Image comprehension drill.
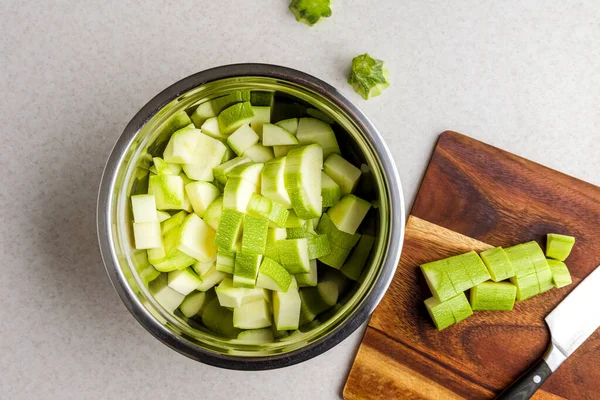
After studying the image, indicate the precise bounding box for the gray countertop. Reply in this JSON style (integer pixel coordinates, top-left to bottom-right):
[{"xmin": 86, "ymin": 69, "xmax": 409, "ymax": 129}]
[{"xmin": 1, "ymin": 1, "xmax": 599, "ymax": 399}]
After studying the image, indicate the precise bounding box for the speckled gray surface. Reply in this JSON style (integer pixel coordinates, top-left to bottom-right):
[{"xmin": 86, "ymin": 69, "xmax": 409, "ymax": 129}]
[{"xmin": 1, "ymin": 1, "xmax": 599, "ymax": 399}]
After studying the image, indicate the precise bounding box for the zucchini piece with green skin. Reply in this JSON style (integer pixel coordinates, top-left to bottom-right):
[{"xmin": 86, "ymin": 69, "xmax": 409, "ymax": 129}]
[
  {"xmin": 247, "ymin": 193, "xmax": 289, "ymax": 228},
  {"xmin": 213, "ymin": 156, "xmax": 252, "ymax": 185},
  {"xmin": 149, "ymin": 174, "xmax": 185, "ymax": 210},
  {"xmin": 243, "ymin": 144, "xmax": 275, "ymax": 162},
  {"xmin": 446, "ymin": 292, "xmax": 473, "ymax": 323},
  {"xmin": 287, "ymin": 227, "xmax": 307, "ymax": 239},
  {"xmin": 272, "ymin": 145, "xmax": 297, "ymax": 159},
  {"xmin": 318, "ymin": 242, "xmax": 350, "ymax": 269},
  {"xmin": 181, "ymin": 132, "xmax": 227, "ymax": 181},
  {"xmin": 264, "ymin": 228, "xmax": 286, "ymax": 263},
  {"xmin": 221, "ymin": 144, "xmax": 236, "ymax": 163},
  {"xmin": 204, "ymin": 196, "xmax": 223, "ymax": 231},
  {"xmin": 298, "ymin": 284, "xmax": 334, "ymax": 325},
  {"xmin": 191, "ymin": 101, "xmax": 216, "ymax": 128},
  {"xmin": 275, "ymin": 118, "xmax": 298, "ymax": 135},
  {"xmin": 152, "ymin": 157, "xmax": 174, "ymax": 175},
  {"xmin": 457, "ymin": 251, "xmax": 491, "ymax": 288},
  {"xmin": 235, "ymin": 328, "xmax": 275, "ymax": 344},
  {"xmin": 184, "ymin": 182, "xmax": 220, "ymax": 218},
  {"xmin": 341, "ymin": 234, "xmax": 375, "ymax": 281},
  {"xmin": 521, "ymin": 241, "xmax": 554, "ymax": 293},
  {"xmin": 420, "ymin": 260, "xmax": 458, "ymax": 302},
  {"xmin": 546, "ymin": 233, "xmax": 576, "ymax": 261},
  {"xmin": 133, "ymin": 221, "xmax": 162, "ymax": 250},
  {"xmin": 167, "ymin": 267, "xmax": 203, "ymax": 295},
  {"xmin": 150, "ymin": 274, "xmax": 185, "ymax": 313},
  {"xmin": 262, "ymin": 157, "xmax": 292, "ymax": 209},
  {"xmin": 323, "ymin": 154, "xmax": 362, "ymax": 195},
  {"xmin": 215, "ymin": 247, "xmax": 235, "ymax": 274},
  {"xmin": 131, "ymin": 250, "xmax": 161, "ymax": 286},
  {"xmin": 192, "ymin": 258, "xmax": 215, "ymax": 277},
  {"xmin": 285, "ymin": 210, "xmax": 306, "ymax": 228},
  {"xmin": 211, "ymin": 91, "xmax": 251, "ymax": 114},
  {"xmin": 348, "ymin": 53, "xmax": 390, "ymax": 100},
  {"xmin": 196, "ymin": 263, "xmax": 227, "ymax": 292},
  {"xmin": 233, "ymin": 299, "xmax": 272, "ymax": 329},
  {"xmin": 131, "ymin": 194, "xmax": 159, "ymax": 223},
  {"xmin": 179, "ymin": 290, "xmax": 216, "ymax": 318},
  {"xmin": 278, "ymin": 238, "xmax": 311, "ymax": 274},
  {"xmin": 317, "ymin": 269, "xmax": 346, "ymax": 306},
  {"xmin": 241, "ymin": 215, "xmax": 270, "ymax": 255},
  {"xmin": 214, "ymin": 208, "xmax": 244, "ymax": 251},
  {"xmin": 296, "ymin": 259, "xmax": 318, "ymax": 287},
  {"xmin": 149, "ymin": 162, "xmax": 182, "ymax": 176},
  {"xmin": 227, "ymin": 162, "xmax": 264, "ymax": 185},
  {"xmin": 262, "ymin": 123, "xmax": 299, "ymax": 146},
  {"xmin": 218, "ymin": 101, "xmax": 255, "ymax": 135},
  {"xmin": 548, "ymin": 259, "xmax": 572, "ymax": 288},
  {"xmin": 316, "ymin": 213, "xmax": 361, "ymax": 250},
  {"xmin": 160, "ymin": 210, "xmax": 187, "ymax": 235},
  {"xmin": 273, "ymin": 278, "xmax": 301, "ymax": 330},
  {"xmin": 327, "ymin": 194, "xmax": 371, "ymax": 235},
  {"xmin": 307, "ymin": 234, "xmax": 331, "ymax": 260},
  {"xmin": 440, "ymin": 257, "xmax": 472, "ymax": 294},
  {"xmin": 289, "ymin": 0, "xmax": 332, "ymax": 27},
  {"xmin": 250, "ymin": 105, "xmax": 271, "ymax": 138},
  {"xmin": 177, "ymin": 214, "xmax": 217, "ymax": 263},
  {"xmin": 256, "ymin": 257, "xmax": 293, "ymax": 292},
  {"xmin": 156, "ymin": 210, "xmax": 171, "ymax": 222},
  {"xmin": 215, "ymin": 277, "xmax": 265, "ymax": 308},
  {"xmin": 424, "ymin": 296, "xmax": 455, "ymax": 331},
  {"xmin": 201, "ymin": 298, "xmax": 242, "ymax": 338},
  {"xmin": 296, "ymin": 118, "xmax": 340, "ymax": 158},
  {"xmin": 480, "ymin": 247, "xmax": 516, "ymax": 282},
  {"xmin": 223, "ymin": 177, "xmax": 259, "ymax": 213},
  {"xmin": 470, "ymin": 281, "xmax": 517, "ymax": 311},
  {"xmin": 163, "ymin": 127, "xmax": 201, "ymax": 164},
  {"xmin": 227, "ymin": 124, "xmax": 259, "ymax": 156},
  {"xmin": 284, "ymin": 144, "xmax": 323, "ymax": 219},
  {"xmin": 147, "ymin": 225, "xmax": 196, "ymax": 272},
  {"xmin": 505, "ymin": 243, "xmax": 540, "ymax": 301},
  {"xmin": 321, "ymin": 172, "xmax": 341, "ymax": 207},
  {"xmin": 250, "ymin": 91, "xmax": 274, "ymax": 107},
  {"xmin": 510, "ymin": 273, "xmax": 540, "ymax": 301},
  {"xmin": 233, "ymin": 252, "xmax": 263, "ymax": 288},
  {"xmin": 199, "ymin": 117, "xmax": 227, "ymax": 140}
]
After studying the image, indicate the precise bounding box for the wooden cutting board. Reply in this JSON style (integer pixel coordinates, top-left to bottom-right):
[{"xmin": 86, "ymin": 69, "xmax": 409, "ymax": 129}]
[{"xmin": 344, "ymin": 131, "xmax": 600, "ymax": 400}]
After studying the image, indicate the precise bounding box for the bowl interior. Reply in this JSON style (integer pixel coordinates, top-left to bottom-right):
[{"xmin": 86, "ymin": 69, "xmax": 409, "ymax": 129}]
[{"xmin": 103, "ymin": 72, "xmax": 399, "ymax": 367}]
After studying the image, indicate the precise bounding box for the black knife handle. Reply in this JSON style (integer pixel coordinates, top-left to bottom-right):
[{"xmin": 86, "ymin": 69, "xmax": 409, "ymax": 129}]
[{"xmin": 496, "ymin": 358, "xmax": 553, "ymax": 400}]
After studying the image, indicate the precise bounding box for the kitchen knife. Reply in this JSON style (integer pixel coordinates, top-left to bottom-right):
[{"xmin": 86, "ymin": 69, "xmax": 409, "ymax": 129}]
[{"xmin": 497, "ymin": 264, "xmax": 600, "ymax": 400}]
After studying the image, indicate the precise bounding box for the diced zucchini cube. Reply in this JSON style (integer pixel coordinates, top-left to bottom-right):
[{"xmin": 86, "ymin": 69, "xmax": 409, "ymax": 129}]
[
  {"xmin": 227, "ymin": 124, "xmax": 259, "ymax": 156},
  {"xmin": 470, "ymin": 281, "xmax": 517, "ymax": 311},
  {"xmin": 278, "ymin": 238, "xmax": 311, "ymax": 274},
  {"xmin": 131, "ymin": 194, "xmax": 159, "ymax": 223},
  {"xmin": 218, "ymin": 101, "xmax": 255, "ymax": 135},
  {"xmin": 546, "ymin": 233, "xmax": 576, "ymax": 261},
  {"xmin": 547, "ymin": 259, "xmax": 572, "ymax": 288},
  {"xmin": 327, "ymin": 194, "xmax": 371, "ymax": 235},
  {"xmin": 323, "ymin": 154, "xmax": 361, "ymax": 195},
  {"xmin": 480, "ymin": 247, "xmax": 515, "ymax": 282},
  {"xmin": 133, "ymin": 221, "xmax": 162, "ymax": 249},
  {"xmin": 168, "ymin": 267, "xmax": 203, "ymax": 295}
]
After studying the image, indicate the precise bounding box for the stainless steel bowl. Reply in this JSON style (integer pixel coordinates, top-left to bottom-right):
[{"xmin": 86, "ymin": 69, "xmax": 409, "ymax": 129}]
[{"xmin": 97, "ymin": 64, "xmax": 405, "ymax": 370}]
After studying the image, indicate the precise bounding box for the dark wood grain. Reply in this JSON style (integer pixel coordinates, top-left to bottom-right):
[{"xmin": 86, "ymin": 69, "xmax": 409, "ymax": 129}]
[{"xmin": 344, "ymin": 132, "xmax": 600, "ymax": 400}]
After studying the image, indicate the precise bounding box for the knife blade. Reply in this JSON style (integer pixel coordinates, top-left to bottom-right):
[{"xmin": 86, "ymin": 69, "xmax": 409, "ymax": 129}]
[
  {"xmin": 497, "ymin": 264, "xmax": 600, "ymax": 400},
  {"xmin": 545, "ymin": 264, "xmax": 600, "ymax": 365}
]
